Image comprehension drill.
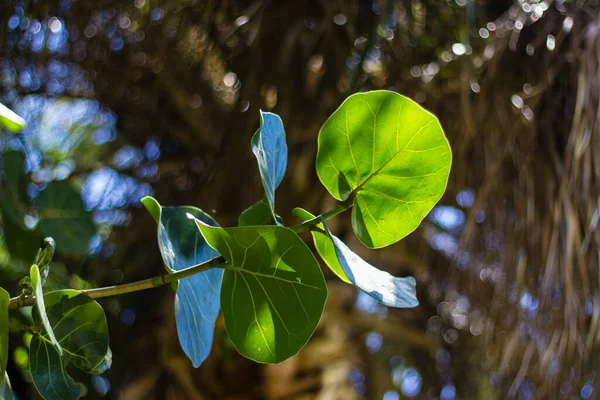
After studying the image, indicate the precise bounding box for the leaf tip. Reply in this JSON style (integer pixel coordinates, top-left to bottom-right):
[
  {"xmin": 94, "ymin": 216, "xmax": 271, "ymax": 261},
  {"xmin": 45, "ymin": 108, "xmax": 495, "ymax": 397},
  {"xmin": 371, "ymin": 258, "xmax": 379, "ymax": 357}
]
[{"xmin": 141, "ymin": 196, "xmax": 161, "ymax": 223}]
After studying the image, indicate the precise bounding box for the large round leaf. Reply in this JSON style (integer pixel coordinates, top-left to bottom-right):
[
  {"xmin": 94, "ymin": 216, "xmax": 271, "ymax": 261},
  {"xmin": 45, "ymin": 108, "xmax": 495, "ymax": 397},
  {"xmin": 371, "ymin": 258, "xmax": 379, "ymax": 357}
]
[
  {"xmin": 316, "ymin": 91, "xmax": 451, "ymax": 248},
  {"xmin": 33, "ymin": 290, "xmax": 110, "ymax": 374},
  {"xmin": 194, "ymin": 221, "xmax": 327, "ymax": 364}
]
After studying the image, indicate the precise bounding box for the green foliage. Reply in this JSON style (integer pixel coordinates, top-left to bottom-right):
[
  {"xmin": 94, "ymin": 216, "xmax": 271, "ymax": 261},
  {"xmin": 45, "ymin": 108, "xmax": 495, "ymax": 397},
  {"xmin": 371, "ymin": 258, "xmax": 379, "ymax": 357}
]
[
  {"xmin": 0, "ymin": 90, "xmax": 451, "ymax": 399},
  {"xmin": 142, "ymin": 197, "xmax": 222, "ymax": 368},
  {"xmin": 294, "ymin": 208, "xmax": 417, "ymax": 307},
  {"xmin": 292, "ymin": 207, "xmax": 350, "ymax": 283},
  {"xmin": 316, "ymin": 91, "xmax": 451, "ymax": 248},
  {"xmin": 30, "ymin": 265, "xmax": 62, "ymax": 355},
  {"xmin": 251, "ymin": 111, "xmax": 287, "ymax": 219},
  {"xmin": 34, "ymin": 290, "xmax": 110, "ymax": 374},
  {"xmin": 30, "ymin": 290, "xmax": 110, "ymax": 400},
  {"xmin": 29, "ymin": 334, "xmax": 81, "ymax": 400},
  {"xmin": 195, "ymin": 221, "xmax": 327, "ymax": 363},
  {"xmin": 239, "ymin": 198, "xmax": 278, "ymax": 226}
]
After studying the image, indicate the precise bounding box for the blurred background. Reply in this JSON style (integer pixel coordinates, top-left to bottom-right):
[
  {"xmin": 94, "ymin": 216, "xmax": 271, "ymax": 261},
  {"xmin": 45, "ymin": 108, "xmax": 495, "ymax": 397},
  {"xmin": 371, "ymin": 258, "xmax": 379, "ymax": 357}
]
[{"xmin": 1, "ymin": 0, "xmax": 599, "ymax": 399}]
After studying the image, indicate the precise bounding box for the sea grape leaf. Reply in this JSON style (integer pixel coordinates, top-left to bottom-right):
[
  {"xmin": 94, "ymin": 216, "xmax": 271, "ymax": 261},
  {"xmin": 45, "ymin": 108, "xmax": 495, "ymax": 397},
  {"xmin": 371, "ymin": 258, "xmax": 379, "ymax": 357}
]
[
  {"xmin": 0, "ymin": 103, "xmax": 26, "ymax": 133},
  {"xmin": 89, "ymin": 348, "xmax": 112, "ymax": 375},
  {"xmin": 194, "ymin": 220, "xmax": 327, "ymax": 364},
  {"xmin": 0, "ymin": 288, "xmax": 8, "ymax": 380},
  {"xmin": 239, "ymin": 198, "xmax": 276, "ymax": 226},
  {"xmin": 294, "ymin": 208, "xmax": 418, "ymax": 307},
  {"xmin": 1, "ymin": 372, "xmax": 13, "ymax": 400},
  {"xmin": 33, "ymin": 290, "xmax": 110, "ymax": 374},
  {"xmin": 292, "ymin": 208, "xmax": 350, "ymax": 283},
  {"xmin": 37, "ymin": 181, "xmax": 96, "ymax": 255},
  {"xmin": 30, "ymin": 334, "xmax": 80, "ymax": 400},
  {"xmin": 140, "ymin": 196, "xmax": 160, "ymax": 223},
  {"xmin": 142, "ymin": 196, "xmax": 222, "ymax": 368},
  {"xmin": 30, "ymin": 265, "xmax": 62, "ymax": 356},
  {"xmin": 316, "ymin": 91, "xmax": 451, "ymax": 248},
  {"xmin": 239, "ymin": 198, "xmax": 283, "ymax": 226},
  {"xmin": 251, "ymin": 111, "xmax": 288, "ymax": 218}
]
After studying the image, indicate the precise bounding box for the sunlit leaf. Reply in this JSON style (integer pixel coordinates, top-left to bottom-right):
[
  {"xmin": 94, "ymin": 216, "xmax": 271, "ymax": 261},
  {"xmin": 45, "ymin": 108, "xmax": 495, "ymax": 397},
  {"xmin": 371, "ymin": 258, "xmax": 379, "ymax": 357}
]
[
  {"xmin": 251, "ymin": 111, "xmax": 287, "ymax": 218},
  {"xmin": 1, "ymin": 372, "xmax": 13, "ymax": 400},
  {"xmin": 0, "ymin": 288, "xmax": 8, "ymax": 380},
  {"xmin": 316, "ymin": 91, "xmax": 451, "ymax": 248},
  {"xmin": 239, "ymin": 198, "xmax": 283, "ymax": 226},
  {"xmin": 0, "ymin": 103, "xmax": 26, "ymax": 133},
  {"xmin": 34, "ymin": 290, "xmax": 110, "ymax": 374},
  {"xmin": 142, "ymin": 196, "xmax": 223, "ymax": 368},
  {"xmin": 30, "ymin": 265, "xmax": 62, "ymax": 356},
  {"xmin": 140, "ymin": 196, "xmax": 160, "ymax": 223},
  {"xmin": 294, "ymin": 208, "xmax": 417, "ymax": 307},
  {"xmin": 292, "ymin": 208, "xmax": 350, "ymax": 283},
  {"xmin": 30, "ymin": 334, "xmax": 80, "ymax": 400},
  {"xmin": 37, "ymin": 181, "xmax": 96, "ymax": 255},
  {"xmin": 194, "ymin": 220, "xmax": 327, "ymax": 364}
]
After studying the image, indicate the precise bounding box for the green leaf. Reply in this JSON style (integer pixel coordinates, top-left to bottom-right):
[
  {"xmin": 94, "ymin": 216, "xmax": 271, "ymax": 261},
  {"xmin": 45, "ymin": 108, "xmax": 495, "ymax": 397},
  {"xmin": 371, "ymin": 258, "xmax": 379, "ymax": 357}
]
[
  {"xmin": 144, "ymin": 196, "xmax": 223, "ymax": 368},
  {"xmin": 316, "ymin": 91, "xmax": 451, "ymax": 248},
  {"xmin": 0, "ymin": 288, "xmax": 8, "ymax": 380},
  {"xmin": 30, "ymin": 334, "xmax": 80, "ymax": 400},
  {"xmin": 1, "ymin": 372, "xmax": 13, "ymax": 400},
  {"xmin": 34, "ymin": 290, "xmax": 110, "ymax": 374},
  {"xmin": 239, "ymin": 198, "xmax": 284, "ymax": 227},
  {"xmin": 194, "ymin": 220, "xmax": 327, "ymax": 364},
  {"xmin": 0, "ymin": 103, "xmax": 26, "ymax": 133},
  {"xmin": 292, "ymin": 208, "xmax": 350, "ymax": 283},
  {"xmin": 89, "ymin": 348, "xmax": 112, "ymax": 375},
  {"xmin": 239, "ymin": 198, "xmax": 275, "ymax": 226},
  {"xmin": 37, "ymin": 181, "xmax": 96, "ymax": 255},
  {"xmin": 251, "ymin": 111, "xmax": 288, "ymax": 218},
  {"xmin": 141, "ymin": 196, "xmax": 160, "ymax": 223},
  {"xmin": 30, "ymin": 265, "xmax": 62, "ymax": 356},
  {"xmin": 294, "ymin": 208, "xmax": 418, "ymax": 307}
]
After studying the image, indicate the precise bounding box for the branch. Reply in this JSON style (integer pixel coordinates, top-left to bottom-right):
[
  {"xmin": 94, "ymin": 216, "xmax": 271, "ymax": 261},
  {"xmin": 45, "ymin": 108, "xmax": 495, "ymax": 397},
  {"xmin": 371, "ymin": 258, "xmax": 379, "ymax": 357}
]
[{"xmin": 8, "ymin": 200, "xmax": 353, "ymax": 310}]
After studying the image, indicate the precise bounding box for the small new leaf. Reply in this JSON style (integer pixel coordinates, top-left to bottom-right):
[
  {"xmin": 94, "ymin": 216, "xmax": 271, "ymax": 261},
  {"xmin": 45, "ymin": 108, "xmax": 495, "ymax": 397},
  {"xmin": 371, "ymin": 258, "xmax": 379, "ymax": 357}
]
[
  {"xmin": 30, "ymin": 265, "xmax": 62, "ymax": 356},
  {"xmin": 294, "ymin": 207, "xmax": 418, "ymax": 308},
  {"xmin": 251, "ymin": 111, "xmax": 288, "ymax": 219}
]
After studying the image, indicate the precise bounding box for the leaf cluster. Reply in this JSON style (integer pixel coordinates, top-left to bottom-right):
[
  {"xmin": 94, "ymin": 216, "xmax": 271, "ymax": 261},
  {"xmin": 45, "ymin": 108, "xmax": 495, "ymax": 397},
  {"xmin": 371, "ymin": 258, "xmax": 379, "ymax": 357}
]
[{"xmin": 0, "ymin": 91, "xmax": 451, "ymax": 399}]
